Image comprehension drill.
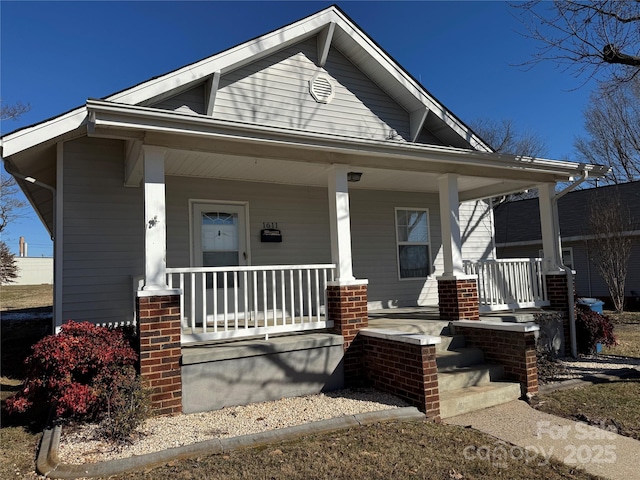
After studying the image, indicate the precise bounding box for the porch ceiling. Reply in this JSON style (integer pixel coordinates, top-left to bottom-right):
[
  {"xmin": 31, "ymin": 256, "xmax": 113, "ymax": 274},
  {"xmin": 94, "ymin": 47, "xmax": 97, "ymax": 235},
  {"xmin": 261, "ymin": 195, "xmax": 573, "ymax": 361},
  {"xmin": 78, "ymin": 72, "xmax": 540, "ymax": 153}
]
[
  {"xmin": 164, "ymin": 148, "xmax": 533, "ymax": 199},
  {"xmin": 85, "ymin": 99, "xmax": 609, "ymax": 201}
]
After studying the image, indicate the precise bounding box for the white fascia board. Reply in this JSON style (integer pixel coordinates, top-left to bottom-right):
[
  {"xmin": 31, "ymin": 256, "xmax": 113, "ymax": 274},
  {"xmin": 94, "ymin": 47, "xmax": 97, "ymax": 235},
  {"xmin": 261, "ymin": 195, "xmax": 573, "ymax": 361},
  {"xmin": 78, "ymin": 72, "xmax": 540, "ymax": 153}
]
[
  {"xmin": 86, "ymin": 100, "xmax": 603, "ymax": 180},
  {"xmin": 1, "ymin": 108, "xmax": 87, "ymax": 158},
  {"xmin": 106, "ymin": 10, "xmax": 337, "ymax": 106},
  {"xmin": 459, "ymin": 181, "xmax": 537, "ymax": 202}
]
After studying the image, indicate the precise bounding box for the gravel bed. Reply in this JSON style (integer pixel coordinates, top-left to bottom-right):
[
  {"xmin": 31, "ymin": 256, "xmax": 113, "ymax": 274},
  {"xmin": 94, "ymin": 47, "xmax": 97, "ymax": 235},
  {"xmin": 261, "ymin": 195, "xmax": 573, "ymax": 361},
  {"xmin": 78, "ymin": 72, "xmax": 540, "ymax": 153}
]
[
  {"xmin": 541, "ymin": 354, "xmax": 640, "ymax": 384},
  {"xmin": 58, "ymin": 388, "xmax": 408, "ymax": 465}
]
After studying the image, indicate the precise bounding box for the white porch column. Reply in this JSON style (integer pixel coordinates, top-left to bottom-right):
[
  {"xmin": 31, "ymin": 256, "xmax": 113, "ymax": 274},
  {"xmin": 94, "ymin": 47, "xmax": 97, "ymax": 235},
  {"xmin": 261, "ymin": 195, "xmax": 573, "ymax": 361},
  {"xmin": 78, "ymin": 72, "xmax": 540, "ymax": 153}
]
[
  {"xmin": 438, "ymin": 173, "xmax": 464, "ymax": 277},
  {"xmin": 538, "ymin": 183, "xmax": 561, "ymax": 272},
  {"xmin": 327, "ymin": 165, "xmax": 355, "ymax": 282},
  {"xmin": 142, "ymin": 145, "xmax": 169, "ymax": 290}
]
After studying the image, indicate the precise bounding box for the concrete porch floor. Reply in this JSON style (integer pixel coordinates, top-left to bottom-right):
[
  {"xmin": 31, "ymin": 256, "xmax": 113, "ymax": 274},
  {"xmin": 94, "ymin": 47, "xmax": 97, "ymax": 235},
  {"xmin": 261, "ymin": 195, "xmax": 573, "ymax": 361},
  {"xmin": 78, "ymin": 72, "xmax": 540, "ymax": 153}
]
[{"xmin": 367, "ymin": 306, "xmax": 543, "ymax": 336}]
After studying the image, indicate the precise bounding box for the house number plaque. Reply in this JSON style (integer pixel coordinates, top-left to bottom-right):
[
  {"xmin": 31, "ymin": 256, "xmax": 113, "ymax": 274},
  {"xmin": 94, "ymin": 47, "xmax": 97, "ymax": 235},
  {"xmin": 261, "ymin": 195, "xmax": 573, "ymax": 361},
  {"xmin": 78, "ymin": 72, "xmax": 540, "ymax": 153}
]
[{"xmin": 261, "ymin": 222, "xmax": 282, "ymax": 242}]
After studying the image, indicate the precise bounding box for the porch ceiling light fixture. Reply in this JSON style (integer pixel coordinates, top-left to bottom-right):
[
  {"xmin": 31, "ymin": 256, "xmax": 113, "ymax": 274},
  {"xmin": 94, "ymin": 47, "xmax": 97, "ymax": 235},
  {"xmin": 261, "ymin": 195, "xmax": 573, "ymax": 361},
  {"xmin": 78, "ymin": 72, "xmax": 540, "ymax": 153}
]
[{"xmin": 347, "ymin": 172, "xmax": 363, "ymax": 182}]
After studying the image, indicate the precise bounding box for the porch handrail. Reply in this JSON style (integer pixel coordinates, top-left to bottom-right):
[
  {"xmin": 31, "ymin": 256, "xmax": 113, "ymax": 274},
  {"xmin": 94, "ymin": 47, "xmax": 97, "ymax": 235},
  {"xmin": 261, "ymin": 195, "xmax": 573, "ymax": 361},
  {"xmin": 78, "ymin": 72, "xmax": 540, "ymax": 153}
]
[
  {"xmin": 164, "ymin": 264, "xmax": 336, "ymax": 344},
  {"xmin": 463, "ymin": 258, "xmax": 550, "ymax": 312}
]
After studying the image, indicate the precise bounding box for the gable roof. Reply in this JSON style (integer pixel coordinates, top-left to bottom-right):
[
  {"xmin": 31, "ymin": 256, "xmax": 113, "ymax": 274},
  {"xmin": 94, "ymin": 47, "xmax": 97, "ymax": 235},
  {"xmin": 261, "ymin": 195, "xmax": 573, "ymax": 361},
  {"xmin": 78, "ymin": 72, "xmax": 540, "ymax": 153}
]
[
  {"xmin": 0, "ymin": 5, "xmax": 491, "ymax": 158},
  {"xmin": 495, "ymin": 181, "xmax": 640, "ymax": 246}
]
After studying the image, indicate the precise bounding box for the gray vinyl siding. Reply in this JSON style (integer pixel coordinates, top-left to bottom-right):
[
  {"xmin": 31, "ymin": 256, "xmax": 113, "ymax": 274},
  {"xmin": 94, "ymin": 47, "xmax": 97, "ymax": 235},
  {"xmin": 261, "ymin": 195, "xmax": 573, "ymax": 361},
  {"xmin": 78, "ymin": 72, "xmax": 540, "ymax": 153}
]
[
  {"xmin": 151, "ymin": 84, "xmax": 206, "ymax": 115},
  {"xmin": 350, "ymin": 190, "xmax": 442, "ymax": 307},
  {"xmin": 59, "ymin": 148, "xmax": 497, "ymax": 322},
  {"xmin": 214, "ymin": 38, "xmax": 411, "ymax": 141},
  {"xmin": 62, "ymin": 137, "xmax": 144, "ymax": 325},
  {"xmin": 460, "ymin": 201, "xmax": 495, "ymax": 262},
  {"xmin": 165, "ymin": 176, "xmax": 331, "ymax": 268},
  {"xmin": 166, "ymin": 181, "xmax": 494, "ymax": 309}
]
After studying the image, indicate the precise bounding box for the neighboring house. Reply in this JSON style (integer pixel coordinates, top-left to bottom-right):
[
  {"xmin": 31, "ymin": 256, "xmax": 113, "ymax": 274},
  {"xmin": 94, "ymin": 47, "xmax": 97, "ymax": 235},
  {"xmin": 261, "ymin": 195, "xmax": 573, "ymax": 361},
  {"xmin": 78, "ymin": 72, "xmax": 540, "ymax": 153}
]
[
  {"xmin": 495, "ymin": 181, "xmax": 640, "ymax": 309},
  {"xmin": 1, "ymin": 6, "xmax": 607, "ymax": 417},
  {"xmin": 12, "ymin": 257, "xmax": 54, "ymax": 285}
]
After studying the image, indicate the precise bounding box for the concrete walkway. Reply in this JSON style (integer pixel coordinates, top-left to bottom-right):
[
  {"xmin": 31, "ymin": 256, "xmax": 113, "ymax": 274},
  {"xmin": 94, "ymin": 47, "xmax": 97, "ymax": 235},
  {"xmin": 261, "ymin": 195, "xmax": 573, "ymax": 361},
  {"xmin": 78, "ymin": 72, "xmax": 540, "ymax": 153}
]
[{"xmin": 446, "ymin": 399, "xmax": 640, "ymax": 480}]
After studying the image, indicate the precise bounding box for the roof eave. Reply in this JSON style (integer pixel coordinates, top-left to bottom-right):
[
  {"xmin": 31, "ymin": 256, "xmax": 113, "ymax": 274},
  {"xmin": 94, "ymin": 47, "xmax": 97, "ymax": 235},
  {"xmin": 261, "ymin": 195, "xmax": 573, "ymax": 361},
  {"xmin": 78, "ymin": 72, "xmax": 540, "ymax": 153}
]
[{"xmin": 86, "ymin": 99, "xmax": 602, "ymax": 181}]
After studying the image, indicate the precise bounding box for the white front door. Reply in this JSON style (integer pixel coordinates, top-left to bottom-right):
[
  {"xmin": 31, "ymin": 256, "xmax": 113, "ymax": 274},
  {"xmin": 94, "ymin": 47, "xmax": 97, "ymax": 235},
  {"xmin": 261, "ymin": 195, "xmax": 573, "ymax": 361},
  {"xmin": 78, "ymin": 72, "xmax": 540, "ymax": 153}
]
[
  {"xmin": 192, "ymin": 202, "xmax": 249, "ymax": 323},
  {"xmin": 193, "ymin": 203, "xmax": 248, "ymax": 268}
]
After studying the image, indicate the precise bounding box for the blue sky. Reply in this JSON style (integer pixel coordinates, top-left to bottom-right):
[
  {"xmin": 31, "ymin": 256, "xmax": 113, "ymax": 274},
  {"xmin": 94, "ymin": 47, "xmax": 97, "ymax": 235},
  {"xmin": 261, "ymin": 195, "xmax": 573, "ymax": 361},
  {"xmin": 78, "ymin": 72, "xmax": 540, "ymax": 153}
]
[{"xmin": 1, "ymin": 1, "xmax": 596, "ymax": 257}]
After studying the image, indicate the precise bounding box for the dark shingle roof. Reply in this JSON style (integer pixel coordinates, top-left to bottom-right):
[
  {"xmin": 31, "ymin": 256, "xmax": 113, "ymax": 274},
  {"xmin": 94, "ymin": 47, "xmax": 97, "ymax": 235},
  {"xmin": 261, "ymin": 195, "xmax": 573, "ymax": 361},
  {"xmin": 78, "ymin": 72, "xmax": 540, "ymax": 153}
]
[{"xmin": 494, "ymin": 181, "xmax": 640, "ymax": 245}]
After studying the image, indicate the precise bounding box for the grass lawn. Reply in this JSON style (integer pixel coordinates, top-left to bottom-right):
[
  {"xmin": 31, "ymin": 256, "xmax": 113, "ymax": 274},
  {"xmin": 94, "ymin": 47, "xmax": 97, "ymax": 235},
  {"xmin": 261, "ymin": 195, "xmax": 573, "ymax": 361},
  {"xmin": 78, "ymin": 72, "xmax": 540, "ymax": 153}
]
[
  {"xmin": 0, "ymin": 284, "xmax": 53, "ymax": 310},
  {"xmin": 536, "ymin": 310, "xmax": 640, "ymax": 443},
  {"xmin": 603, "ymin": 311, "xmax": 640, "ymax": 358},
  {"xmin": 535, "ymin": 379, "xmax": 640, "ymax": 441},
  {"xmin": 108, "ymin": 419, "xmax": 600, "ymax": 480}
]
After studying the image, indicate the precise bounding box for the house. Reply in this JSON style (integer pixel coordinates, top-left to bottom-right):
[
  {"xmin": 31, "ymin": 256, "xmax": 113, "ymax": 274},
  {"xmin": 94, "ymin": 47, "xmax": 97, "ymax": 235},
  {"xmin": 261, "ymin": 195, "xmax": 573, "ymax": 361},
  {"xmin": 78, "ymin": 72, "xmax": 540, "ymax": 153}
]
[
  {"xmin": 495, "ymin": 181, "xmax": 640, "ymax": 309},
  {"xmin": 1, "ymin": 6, "xmax": 608, "ymax": 419}
]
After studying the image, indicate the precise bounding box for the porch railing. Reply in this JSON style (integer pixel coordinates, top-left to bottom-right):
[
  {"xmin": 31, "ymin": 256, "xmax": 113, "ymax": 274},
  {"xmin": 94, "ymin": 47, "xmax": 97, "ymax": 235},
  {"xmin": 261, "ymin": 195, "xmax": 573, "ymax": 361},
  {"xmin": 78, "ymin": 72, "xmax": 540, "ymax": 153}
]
[
  {"xmin": 463, "ymin": 258, "xmax": 550, "ymax": 312},
  {"xmin": 162, "ymin": 264, "xmax": 335, "ymax": 344}
]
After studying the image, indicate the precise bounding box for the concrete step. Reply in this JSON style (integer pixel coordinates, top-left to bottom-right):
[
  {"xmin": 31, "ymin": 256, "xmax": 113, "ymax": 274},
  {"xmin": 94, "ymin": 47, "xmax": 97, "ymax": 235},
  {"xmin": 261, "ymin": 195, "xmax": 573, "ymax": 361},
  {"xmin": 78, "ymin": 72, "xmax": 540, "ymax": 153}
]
[
  {"xmin": 437, "ymin": 364, "xmax": 505, "ymax": 393},
  {"xmin": 480, "ymin": 312, "xmax": 537, "ymax": 323},
  {"xmin": 435, "ymin": 335, "xmax": 466, "ymax": 353},
  {"xmin": 439, "ymin": 382, "xmax": 522, "ymax": 419},
  {"xmin": 366, "ymin": 318, "xmax": 451, "ymax": 336},
  {"xmin": 436, "ymin": 347, "xmax": 485, "ymax": 370}
]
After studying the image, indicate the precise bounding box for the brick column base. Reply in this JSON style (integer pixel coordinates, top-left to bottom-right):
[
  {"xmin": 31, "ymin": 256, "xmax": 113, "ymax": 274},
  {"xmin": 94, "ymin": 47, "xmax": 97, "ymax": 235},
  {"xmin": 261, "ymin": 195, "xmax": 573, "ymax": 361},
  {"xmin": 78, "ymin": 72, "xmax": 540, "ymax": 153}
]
[
  {"xmin": 455, "ymin": 325, "xmax": 538, "ymax": 395},
  {"xmin": 327, "ymin": 281, "xmax": 368, "ymax": 386},
  {"xmin": 136, "ymin": 294, "xmax": 182, "ymax": 415},
  {"xmin": 363, "ymin": 336, "xmax": 440, "ymax": 420},
  {"xmin": 438, "ymin": 277, "xmax": 480, "ymax": 321},
  {"xmin": 545, "ymin": 273, "xmax": 573, "ymax": 353}
]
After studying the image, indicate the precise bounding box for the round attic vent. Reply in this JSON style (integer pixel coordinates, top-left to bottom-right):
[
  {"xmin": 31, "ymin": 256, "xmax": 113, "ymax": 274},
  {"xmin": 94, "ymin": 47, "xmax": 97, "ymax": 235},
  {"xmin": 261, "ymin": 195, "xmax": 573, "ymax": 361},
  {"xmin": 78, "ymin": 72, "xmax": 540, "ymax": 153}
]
[{"xmin": 309, "ymin": 73, "xmax": 335, "ymax": 104}]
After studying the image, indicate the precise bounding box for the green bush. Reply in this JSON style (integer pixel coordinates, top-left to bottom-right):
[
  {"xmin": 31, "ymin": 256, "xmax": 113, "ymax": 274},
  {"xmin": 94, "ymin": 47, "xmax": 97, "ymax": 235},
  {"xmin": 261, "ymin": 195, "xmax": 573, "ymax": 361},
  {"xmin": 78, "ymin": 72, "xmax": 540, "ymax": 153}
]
[{"xmin": 575, "ymin": 305, "xmax": 617, "ymax": 354}]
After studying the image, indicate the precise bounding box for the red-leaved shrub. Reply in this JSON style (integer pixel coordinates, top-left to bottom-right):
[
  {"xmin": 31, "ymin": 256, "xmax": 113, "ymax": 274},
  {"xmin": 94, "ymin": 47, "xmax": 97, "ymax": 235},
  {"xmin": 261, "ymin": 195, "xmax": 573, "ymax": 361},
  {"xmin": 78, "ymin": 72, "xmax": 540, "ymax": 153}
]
[
  {"xmin": 575, "ymin": 305, "xmax": 617, "ymax": 355},
  {"xmin": 5, "ymin": 320, "xmax": 138, "ymax": 420}
]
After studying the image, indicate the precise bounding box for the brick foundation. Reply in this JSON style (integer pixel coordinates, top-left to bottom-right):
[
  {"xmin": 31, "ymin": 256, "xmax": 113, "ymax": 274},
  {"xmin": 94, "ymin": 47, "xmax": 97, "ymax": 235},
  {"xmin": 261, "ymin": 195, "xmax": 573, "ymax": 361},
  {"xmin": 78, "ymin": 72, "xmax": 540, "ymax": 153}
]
[
  {"xmin": 438, "ymin": 278, "xmax": 480, "ymax": 321},
  {"xmin": 363, "ymin": 336, "xmax": 440, "ymax": 420},
  {"xmin": 327, "ymin": 282, "xmax": 368, "ymax": 385},
  {"xmin": 136, "ymin": 294, "xmax": 182, "ymax": 415},
  {"xmin": 455, "ymin": 325, "xmax": 538, "ymax": 395}
]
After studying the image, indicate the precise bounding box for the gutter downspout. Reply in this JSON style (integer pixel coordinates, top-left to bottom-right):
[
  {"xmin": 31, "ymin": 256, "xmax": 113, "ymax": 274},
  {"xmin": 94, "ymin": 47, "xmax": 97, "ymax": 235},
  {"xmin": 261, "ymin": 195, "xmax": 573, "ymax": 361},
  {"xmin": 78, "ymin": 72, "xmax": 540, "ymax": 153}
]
[
  {"xmin": 3, "ymin": 158, "xmax": 57, "ymax": 334},
  {"xmin": 552, "ymin": 172, "xmax": 589, "ymax": 358}
]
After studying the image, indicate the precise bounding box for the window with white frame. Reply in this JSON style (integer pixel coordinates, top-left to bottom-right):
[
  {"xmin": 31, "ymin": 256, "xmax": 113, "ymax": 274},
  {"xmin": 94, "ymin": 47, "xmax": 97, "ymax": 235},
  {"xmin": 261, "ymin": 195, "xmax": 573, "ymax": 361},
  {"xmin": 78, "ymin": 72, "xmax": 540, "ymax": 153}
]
[
  {"xmin": 395, "ymin": 208, "xmax": 431, "ymax": 279},
  {"xmin": 539, "ymin": 246, "xmax": 574, "ymax": 270}
]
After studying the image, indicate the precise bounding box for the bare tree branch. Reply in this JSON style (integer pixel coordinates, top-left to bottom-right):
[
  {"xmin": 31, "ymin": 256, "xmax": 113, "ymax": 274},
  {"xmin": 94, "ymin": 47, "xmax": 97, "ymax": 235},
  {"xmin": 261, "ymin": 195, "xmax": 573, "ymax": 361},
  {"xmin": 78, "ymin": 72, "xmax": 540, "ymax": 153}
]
[
  {"xmin": 586, "ymin": 190, "xmax": 635, "ymax": 312},
  {"xmin": 575, "ymin": 79, "xmax": 640, "ymax": 184},
  {"xmin": 0, "ymin": 101, "xmax": 30, "ymax": 121},
  {"xmin": 513, "ymin": 0, "xmax": 640, "ymax": 85},
  {"xmin": 0, "ymin": 173, "xmax": 28, "ymax": 234}
]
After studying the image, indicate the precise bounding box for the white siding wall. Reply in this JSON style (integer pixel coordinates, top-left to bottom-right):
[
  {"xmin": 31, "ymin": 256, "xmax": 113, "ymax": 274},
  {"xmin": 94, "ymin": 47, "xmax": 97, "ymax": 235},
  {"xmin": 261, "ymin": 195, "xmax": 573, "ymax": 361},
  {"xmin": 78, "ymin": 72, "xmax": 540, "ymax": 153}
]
[
  {"xmin": 152, "ymin": 84, "xmax": 206, "ymax": 115},
  {"xmin": 62, "ymin": 137, "xmax": 144, "ymax": 325},
  {"xmin": 165, "ymin": 176, "xmax": 331, "ymax": 268},
  {"xmin": 59, "ymin": 139, "xmax": 497, "ymax": 322},
  {"xmin": 213, "ymin": 38, "xmax": 411, "ymax": 141},
  {"xmin": 350, "ymin": 190, "xmax": 442, "ymax": 307},
  {"xmin": 460, "ymin": 200, "xmax": 496, "ymax": 262},
  {"xmin": 12, "ymin": 257, "xmax": 53, "ymax": 285}
]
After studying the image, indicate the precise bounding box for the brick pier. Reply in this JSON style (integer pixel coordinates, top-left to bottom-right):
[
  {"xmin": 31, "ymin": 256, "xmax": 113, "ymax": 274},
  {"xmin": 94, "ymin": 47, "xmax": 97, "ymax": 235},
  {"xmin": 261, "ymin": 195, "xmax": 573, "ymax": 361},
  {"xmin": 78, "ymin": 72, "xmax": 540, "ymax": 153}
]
[
  {"xmin": 438, "ymin": 277, "xmax": 480, "ymax": 321},
  {"xmin": 327, "ymin": 281, "xmax": 368, "ymax": 385},
  {"xmin": 136, "ymin": 293, "xmax": 182, "ymax": 415}
]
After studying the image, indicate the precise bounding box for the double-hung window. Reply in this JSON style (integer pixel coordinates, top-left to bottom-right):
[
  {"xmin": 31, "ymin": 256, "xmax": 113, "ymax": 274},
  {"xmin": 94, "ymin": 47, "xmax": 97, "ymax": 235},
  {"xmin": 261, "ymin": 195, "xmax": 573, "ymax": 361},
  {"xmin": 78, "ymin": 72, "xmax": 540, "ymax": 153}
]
[{"xmin": 395, "ymin": 208, "xmax": 431, "ymax": 279}]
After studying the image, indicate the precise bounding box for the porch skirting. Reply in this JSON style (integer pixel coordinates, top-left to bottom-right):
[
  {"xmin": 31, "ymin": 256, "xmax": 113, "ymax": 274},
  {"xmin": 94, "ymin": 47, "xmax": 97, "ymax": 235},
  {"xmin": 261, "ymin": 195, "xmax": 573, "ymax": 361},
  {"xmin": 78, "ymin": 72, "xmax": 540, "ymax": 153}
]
[{"xmin": 181, "ymin": 333, "xmax": 344, "ymax": 413}]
